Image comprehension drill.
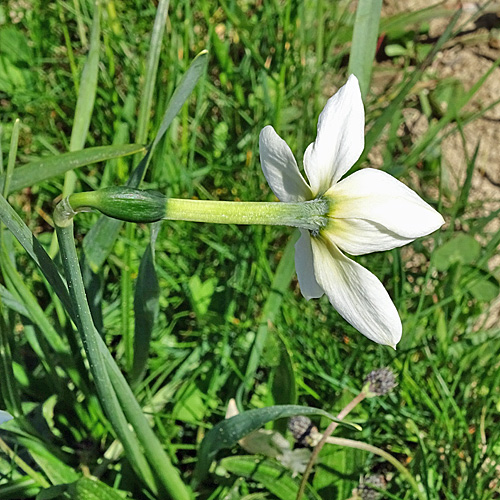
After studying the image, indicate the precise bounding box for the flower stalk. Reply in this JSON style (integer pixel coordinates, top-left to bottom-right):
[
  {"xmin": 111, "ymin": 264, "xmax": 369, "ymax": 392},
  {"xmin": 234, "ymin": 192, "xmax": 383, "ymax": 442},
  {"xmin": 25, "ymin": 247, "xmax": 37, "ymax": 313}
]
[
  {"xmin": 324, "ymin": 437, "xmax": 425, "ymax": 500},
  {"xmin": 55, "ymin": 187, "xmax": 330, "ymax": 232},
  {"xmin": 164, "ymin": 197, "xmax": 329, "ymax": 231},
  {"xmin": 296, "ymin": 391, "xmax": 367, "ymax": 500},
  {"xmin": 296, "ymin": 368, "xmax": 399, "ymax": 500}
]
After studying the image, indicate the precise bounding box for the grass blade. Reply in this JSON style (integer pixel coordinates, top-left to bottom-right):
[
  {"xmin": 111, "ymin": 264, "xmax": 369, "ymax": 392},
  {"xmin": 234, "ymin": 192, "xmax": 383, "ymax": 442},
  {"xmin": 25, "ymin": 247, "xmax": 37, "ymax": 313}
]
[
  {"xmin": 62, "ymin": 1, "xmax": 101, "ymax": 197},
  {"xmin": 131, "ymin": 223, "xmax": 160, "ymax": 385},
  {"xmin": 136, "ymin": 0, "xmax": 170, "ymax": 145},
  {"xmin": 120, "ymin": 0, "xmax": 171, "ymax": 361},
  {"xmin": 56, "ymin": 219, "xmax": 192, "ymax": 499},
  {"xmin": 0, "ymin": 194, "xmax": 74, "ymax": 316},
  {"xmin": 348, "ymin": 0, "xmax": 383, "ymax": 98},
  {"xmin": 3, "ymin": 118, "xmax": 20, "ymax": 197},
  {"xmin": 40, "ymin": 477, "xmax": 130, "ymax": 500},
  {"xmin": 0, "ymin": 193, "xmax": 191, "ymax": 499},
  {"xmin": 150, "ymin": 50, "xmax": 208, "ymax": 153},
  {"xmin": 360, "ymin": 10, "xmax": 462, "ymax": 165},
  {"xmin": 0, "ymin": 312, "xmax": 23, "ymax": 418},
  {"xmin": 239, "ymin": 231, "xmax": 298, "ymax": 397},
  {"xmin": 0, "ymin": 144, "xmax": 145, "ymax": 194}
]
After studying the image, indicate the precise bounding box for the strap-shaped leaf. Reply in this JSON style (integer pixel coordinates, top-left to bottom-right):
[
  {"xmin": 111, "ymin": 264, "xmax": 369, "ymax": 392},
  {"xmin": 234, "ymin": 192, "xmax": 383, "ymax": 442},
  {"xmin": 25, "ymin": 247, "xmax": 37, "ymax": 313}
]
[
  {"xmin": 0, "ymin": 194, "xmax": 74, "ymax": 317},
  {"xmin": 0, "ymin": 144, "xmax": 145, "ymax": 194},
  {"xmin": 62, "ymin": 0, "xmax": 101, "ymax": 198},
  {"xmin": 240, "ymin": 232, "xmax": 298, "ymax": 398},
  {"xmin": 193, "ymin": 405, "xmax": 359, "ymax": 486},
  {"xmin": 36, "ymin": 477, "xmax": 128, "ymax": 500}
]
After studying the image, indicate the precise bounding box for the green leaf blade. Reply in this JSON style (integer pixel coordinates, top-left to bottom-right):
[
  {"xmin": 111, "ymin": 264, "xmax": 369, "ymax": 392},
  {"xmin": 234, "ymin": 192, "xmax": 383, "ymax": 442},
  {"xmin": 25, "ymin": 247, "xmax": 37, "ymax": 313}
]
[
  {"xmin": 1, "ymin": 144, "xmax": 145, "ymax": 194},
  {"xmin": 348, "ymin": 0, "xmax": 383, "ymax": 98},
  {"xmin": 194, "ymin": 405, "xmax": 357, "ymax": 486},
  {"xmin": 131, "ymin": 225, "xmax": 161, "ymax": 384}
]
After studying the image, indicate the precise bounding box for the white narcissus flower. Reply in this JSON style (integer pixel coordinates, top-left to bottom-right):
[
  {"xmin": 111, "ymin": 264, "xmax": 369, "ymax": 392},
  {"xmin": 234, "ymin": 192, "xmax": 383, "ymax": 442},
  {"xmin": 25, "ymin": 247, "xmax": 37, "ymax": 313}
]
[{"xmin": 259, "ymin": 75, "xmax": 444, "ymax": 348}]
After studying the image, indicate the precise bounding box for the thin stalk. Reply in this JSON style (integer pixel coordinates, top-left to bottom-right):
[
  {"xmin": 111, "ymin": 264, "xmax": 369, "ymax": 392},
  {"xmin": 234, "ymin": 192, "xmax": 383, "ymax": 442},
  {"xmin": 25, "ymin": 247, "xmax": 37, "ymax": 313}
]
[
  {"xmin": 66, "ymin": 190, "xmax": 330, "ymax": 231},
  {"xmin": 0, "ymin": 436, "xmax": 50, "ymax": 488},
  {"xmin": 296, "ymin": 392, "xmax": 366, "ymax": 500},
  {"xmin": 323, "ymin": 436, "xmax": 425, "ymax": 500},
  {"xmin": 102, "ymin": 340, "xmax": 192, "ymax": 500}
]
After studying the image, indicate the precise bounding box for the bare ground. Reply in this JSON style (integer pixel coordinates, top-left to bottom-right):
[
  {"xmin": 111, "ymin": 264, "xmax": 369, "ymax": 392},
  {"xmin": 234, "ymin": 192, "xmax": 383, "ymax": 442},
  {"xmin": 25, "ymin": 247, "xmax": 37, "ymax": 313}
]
[{"xmin": 379, "ymin": 0, "xmax": 500, "ymax": 328}]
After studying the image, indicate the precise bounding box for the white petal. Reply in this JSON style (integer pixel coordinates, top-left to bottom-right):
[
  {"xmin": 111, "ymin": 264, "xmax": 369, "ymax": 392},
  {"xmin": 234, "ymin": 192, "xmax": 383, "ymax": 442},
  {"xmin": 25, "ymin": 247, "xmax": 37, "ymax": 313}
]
[
  {"xmin": 0, "ymin": 410, "xmax": 12, "ymax": 425},
  {"xmin": 259, "ymin": 126, "xmax": 312, "ymax": 202},
  {"xmin": 310, "ymin": 236, "xmax": 402, "ymax": 347},
  {"xmin": 324, "ymin": 218, "xmax": 415, "ymax": 256},
  {"xmin": 225, "ymin": 399, "xmax": 239, "ymax": 419},
  {"xmin": 303, "ymin": 75, "xmax": 365, "ymax": 196},
  {"xmin": 295, "ymin": 230, "xmax": 324, "ymax": 299},
  {"xmin": 328, "ymin": 168, "xmax": 445, "ymax": 239}
]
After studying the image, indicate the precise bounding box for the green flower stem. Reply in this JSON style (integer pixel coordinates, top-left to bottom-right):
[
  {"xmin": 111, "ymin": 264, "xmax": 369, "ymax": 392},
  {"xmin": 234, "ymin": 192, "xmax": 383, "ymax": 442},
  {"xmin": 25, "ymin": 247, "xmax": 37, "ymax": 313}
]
[
  {"xmin": 55, "ymin": 220, "xmax": 192, "ymax": 500},
  {"xmin": 164, "ymin": 198, "xmax": 328, "ymax": 231},
  {"xmin": 63, "ymin": 187, "xmax": 330, "ymax": 231}
]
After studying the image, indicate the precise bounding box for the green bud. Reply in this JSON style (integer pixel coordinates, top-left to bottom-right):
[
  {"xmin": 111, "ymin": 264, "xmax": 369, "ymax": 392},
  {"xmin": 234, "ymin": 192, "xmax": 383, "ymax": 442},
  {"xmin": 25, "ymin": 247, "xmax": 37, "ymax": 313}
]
[{"xmin": 68, "ymin": 187, "xmax": 166, "ymax": 223}]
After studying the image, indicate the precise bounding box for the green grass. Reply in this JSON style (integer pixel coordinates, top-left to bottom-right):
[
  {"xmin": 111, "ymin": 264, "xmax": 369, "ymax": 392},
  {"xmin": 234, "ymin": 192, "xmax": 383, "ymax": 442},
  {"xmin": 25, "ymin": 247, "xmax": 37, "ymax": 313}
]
[{"xmin": 0, "ymin": 1, "xmax": 499, "ymax": 499}]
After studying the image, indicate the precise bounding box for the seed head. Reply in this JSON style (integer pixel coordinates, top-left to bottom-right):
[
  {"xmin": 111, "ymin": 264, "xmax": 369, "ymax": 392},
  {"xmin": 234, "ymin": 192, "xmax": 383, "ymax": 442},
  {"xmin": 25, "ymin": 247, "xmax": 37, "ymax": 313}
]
[
  {"xmin": 363, "ymin": 367, "xmax": 397, "ymax": 396},
  {"xmin": 288, "ymin": 416, "xmax": 320, "ymax": 446},
  {"xmin": 357, "ymin": 474, "xmax": 386, "ymax": 500}
]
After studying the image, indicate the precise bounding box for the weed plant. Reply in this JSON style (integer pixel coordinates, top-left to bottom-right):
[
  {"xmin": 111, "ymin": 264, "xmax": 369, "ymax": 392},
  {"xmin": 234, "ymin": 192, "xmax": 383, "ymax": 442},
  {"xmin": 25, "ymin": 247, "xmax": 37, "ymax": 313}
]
[{"xmin": 0, "ymin": 1, "xmax": 499, "ymax": 499}]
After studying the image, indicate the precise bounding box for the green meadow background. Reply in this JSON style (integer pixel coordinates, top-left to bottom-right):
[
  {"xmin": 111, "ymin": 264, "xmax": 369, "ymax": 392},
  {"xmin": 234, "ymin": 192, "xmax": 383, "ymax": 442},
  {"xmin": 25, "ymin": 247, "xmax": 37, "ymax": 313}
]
[{"xmin": 0, "ymin": 1, "xmax": 499, "ymax": 499}]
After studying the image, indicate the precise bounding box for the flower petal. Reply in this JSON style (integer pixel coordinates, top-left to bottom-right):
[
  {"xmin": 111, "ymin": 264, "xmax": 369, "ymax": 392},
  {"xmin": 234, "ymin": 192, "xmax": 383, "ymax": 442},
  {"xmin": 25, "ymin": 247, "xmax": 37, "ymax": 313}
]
[
  {"xmin": 303, "ymin": 75, "xmax": 365, "ymax": 196},
  {"xmin": 310, "ymin": 236, "xmax": 402, "ymax": 347},
  {"xmin": 328, "ymin": 168, "xmax": 445, "ymax": 239},
  {"xmin": 324, "ymin": 218, "xmax": 415, "ymax": 256},
  {"xmin": 259, "ymin": 126, "xmax": 312, "ymax": 202},
  {"xmin": 295, "ymin": 230, "xmax": 324, "ymax": 299}
]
